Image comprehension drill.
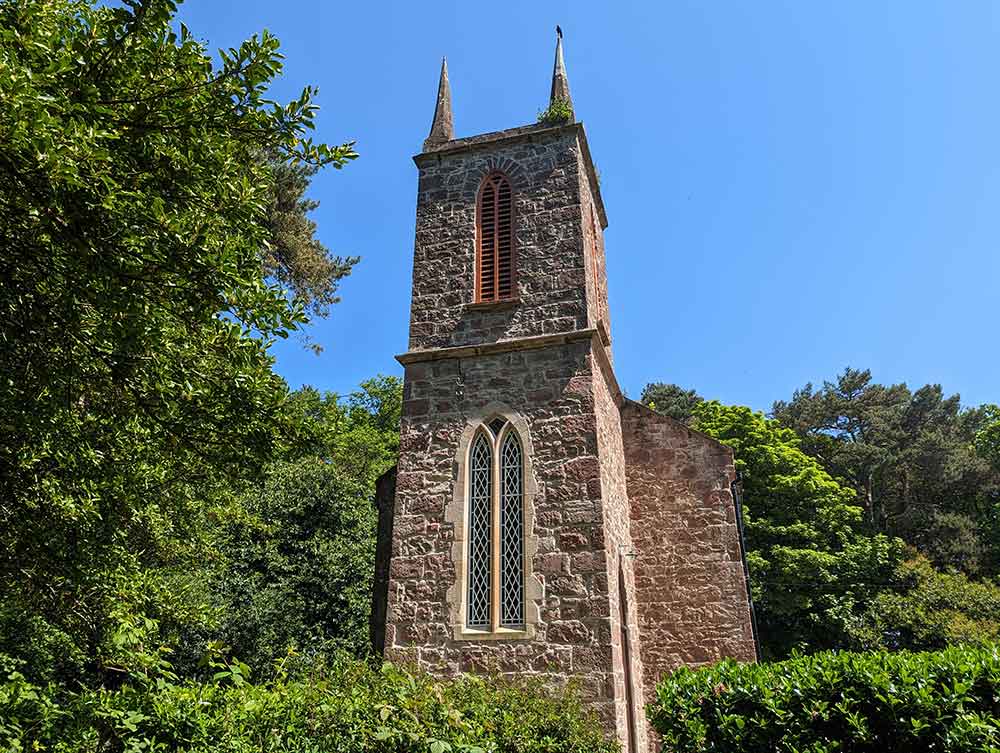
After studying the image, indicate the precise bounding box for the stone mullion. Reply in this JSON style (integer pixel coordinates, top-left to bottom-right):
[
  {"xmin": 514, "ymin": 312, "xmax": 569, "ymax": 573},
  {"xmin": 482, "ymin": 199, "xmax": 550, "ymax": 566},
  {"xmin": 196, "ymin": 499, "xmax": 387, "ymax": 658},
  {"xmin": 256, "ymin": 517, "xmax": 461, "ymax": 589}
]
[{"xmin": 490, "ymin": 435, "xmax": 502, "ymax": 632}]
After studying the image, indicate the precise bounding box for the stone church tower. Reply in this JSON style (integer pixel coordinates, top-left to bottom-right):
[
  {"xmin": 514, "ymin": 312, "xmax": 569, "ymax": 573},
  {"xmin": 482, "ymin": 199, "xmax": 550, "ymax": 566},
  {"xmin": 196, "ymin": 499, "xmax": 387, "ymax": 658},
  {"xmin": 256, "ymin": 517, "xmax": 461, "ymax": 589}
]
[{"xmin": 372, "ymin": 33, "xmax": 757, "ymax": 752}]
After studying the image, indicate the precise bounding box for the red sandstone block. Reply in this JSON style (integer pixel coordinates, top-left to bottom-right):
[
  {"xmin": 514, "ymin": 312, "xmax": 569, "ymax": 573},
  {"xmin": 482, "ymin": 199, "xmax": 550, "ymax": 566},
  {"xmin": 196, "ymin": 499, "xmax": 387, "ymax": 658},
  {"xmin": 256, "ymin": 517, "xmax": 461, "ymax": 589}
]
[
  {"xmin": 572, "ymin": 551, "xmax": 605, "ymax": 573},
  {"xmin": 565, "ymin": 456, "xmax": 600, "ymax": 481},
  {"xmin": 546, "ymin": 574, "xmax": 589, "ymax": 597},
  {"xmin": 390, "ymin": 557, "xmax": 424, "ymax": 579},
  {"xmin": 558, "ymin": 529, "xmax": 591, "ymax": 550},
  {"xmin": 539, "ymin": 552, "xmax": 570, "ymax": 574},
  {"xmin": 547, "ymin": 619, "xmax": 591, "ymax": 644}
]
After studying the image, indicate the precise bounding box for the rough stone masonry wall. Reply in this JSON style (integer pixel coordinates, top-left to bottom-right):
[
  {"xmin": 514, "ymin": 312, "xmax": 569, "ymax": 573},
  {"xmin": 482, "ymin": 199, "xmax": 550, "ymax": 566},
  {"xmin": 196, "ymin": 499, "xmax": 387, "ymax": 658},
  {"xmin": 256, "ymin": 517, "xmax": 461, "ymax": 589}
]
[
  {"xmin": 578, "ymin": 154, "xmax": 612, "ymax": 358},
  {"xmin": 408, "ymin": 125, "xmax": 589, "ymax": 351},
  {"xmin": 621, "ymin": 401, "xmax": 757, "ymax": 711},
  {"xmin": 385, "ymin": 340, "xmax": 622, "ymax": 726},
  {"xmin": 591, "ymin": 357, "xmax": 648, "ymax": 752}
]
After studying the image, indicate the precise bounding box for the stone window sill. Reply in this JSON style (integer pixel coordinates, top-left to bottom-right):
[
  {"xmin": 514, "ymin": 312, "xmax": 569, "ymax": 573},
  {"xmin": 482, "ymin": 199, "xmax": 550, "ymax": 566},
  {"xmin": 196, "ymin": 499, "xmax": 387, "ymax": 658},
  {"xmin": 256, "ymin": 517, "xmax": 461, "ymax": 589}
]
[
  {"xmin": 452, "ymin": 624, "xmax": 535, "ymax": 642},
  {"xmin": 464, "ymin": 298, "xmax": 521, "ymax": 312}
]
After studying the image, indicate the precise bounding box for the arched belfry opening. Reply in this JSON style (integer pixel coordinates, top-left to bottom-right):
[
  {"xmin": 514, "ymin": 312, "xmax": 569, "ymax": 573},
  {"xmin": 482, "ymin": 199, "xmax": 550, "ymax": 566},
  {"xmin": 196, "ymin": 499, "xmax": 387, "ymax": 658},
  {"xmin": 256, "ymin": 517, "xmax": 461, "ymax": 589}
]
[{"xmin": 476, "ymin": 173, "xmax": 515, "ymax": 303}]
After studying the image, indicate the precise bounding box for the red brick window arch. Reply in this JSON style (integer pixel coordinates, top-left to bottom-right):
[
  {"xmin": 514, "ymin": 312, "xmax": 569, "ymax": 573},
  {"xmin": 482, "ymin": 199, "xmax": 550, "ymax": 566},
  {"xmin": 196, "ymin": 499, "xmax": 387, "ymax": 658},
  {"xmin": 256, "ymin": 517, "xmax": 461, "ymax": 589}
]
[{"xmin": 476, "ymin": 172, "xmax": 515, "ymax": 302}]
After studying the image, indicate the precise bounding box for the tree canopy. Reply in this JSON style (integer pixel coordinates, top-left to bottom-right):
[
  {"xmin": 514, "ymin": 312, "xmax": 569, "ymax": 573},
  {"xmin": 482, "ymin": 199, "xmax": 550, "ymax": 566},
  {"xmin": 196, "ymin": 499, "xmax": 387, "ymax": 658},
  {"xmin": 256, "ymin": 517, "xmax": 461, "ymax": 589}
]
[
  {"xmin": 690, "ymin": 401, "xmax": 901, "ymax": 656},
  {"xmin": 639, "ymin": 382, "xmax": 703, "ymax": 424},
  {"xmin": 0, "ymin": 0, "xmax": 356, "ymax": 687},
  {"xmin": 205, "ymin": 379, "xmax": 402, "ymax": 674},
  {"xmin": 645, "ymin": 376, "xmax": 1000, "ymax": 657},
  {"xmin": 772, "ymin": 368, "xmax": 999, "ymax": 560}
]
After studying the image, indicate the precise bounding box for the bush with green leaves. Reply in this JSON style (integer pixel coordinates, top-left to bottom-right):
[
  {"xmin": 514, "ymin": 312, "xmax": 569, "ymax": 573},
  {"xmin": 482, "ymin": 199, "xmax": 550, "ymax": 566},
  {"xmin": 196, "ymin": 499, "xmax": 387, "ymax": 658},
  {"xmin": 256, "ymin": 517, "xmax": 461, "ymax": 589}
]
[
  {"xmin": 650, "ymin": 646, "xmax": 1000, "ymax": 753},
  {"xmin": 208, "ymin": 457, "xmax": 378, "ymax": 671},
  {"xmin": 849, "ymin": 555, "xmax": 1000, "ymax": 651},
  {"xmin": 0, "ymin": 655, "xmax": 616, "ymax": 753}
]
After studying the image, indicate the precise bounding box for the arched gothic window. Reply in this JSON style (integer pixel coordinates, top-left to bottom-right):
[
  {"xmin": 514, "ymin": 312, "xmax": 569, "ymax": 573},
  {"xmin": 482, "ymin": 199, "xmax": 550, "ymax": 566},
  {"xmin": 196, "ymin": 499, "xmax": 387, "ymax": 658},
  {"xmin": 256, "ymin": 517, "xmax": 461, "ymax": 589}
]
[
  {"xmin": 466, "ymin": 418, "xmax": 524, "ymax": 630},
  {"xmin": 476, "ymin": 173, "xmax": 515, "ymax": 302}
]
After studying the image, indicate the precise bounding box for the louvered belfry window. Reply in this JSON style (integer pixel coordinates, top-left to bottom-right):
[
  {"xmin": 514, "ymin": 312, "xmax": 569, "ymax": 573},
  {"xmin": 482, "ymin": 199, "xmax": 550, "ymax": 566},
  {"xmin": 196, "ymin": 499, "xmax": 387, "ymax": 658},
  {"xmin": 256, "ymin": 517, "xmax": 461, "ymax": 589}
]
[
  {"xmin": 465, "ymin": 419, "xmax": 525, "ymax": 632},
  {"xmin": 477, "ymin": 173, "xmax": 514, "ymax": 302}
]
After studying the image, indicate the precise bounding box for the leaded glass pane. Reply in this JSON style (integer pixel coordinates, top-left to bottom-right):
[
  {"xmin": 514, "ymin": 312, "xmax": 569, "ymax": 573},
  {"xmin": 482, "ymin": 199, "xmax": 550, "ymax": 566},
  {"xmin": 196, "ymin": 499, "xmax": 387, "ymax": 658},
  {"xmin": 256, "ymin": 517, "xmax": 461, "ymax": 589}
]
[
  {"xmin": 499, "ymin": 432, "xmax": 524, "ymax": 628},
  {"xmin": 467, "ymin": 434, "xmax": 492, "ymax": 629}
]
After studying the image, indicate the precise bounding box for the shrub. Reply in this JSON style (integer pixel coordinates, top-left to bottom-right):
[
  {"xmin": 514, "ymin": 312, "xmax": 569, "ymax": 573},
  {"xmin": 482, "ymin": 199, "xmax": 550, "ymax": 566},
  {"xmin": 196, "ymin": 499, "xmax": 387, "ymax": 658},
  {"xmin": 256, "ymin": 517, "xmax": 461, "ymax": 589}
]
[
  {"xmin": 849, "ymin": 555, "xmax": 1000, "ymax": 651},
  {"xmin": 649, "ymin": 646, "xmax": 1000, "ymax": 753},
  {"xmin": 209, "ymin": 458, "xmax": 378, "ymax": 672},
  {"xmin": 2, "ymin": 656, "xmax": 616, "ymax": 752}
]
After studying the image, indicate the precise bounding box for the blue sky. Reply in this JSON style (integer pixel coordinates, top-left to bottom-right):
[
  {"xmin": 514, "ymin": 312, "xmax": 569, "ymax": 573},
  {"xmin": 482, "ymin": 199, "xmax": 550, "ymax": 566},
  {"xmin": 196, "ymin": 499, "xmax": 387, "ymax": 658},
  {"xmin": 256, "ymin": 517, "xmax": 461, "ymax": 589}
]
[{"xmin": 178, "ymin": 1, "xmax": 999, "ymax": 412}]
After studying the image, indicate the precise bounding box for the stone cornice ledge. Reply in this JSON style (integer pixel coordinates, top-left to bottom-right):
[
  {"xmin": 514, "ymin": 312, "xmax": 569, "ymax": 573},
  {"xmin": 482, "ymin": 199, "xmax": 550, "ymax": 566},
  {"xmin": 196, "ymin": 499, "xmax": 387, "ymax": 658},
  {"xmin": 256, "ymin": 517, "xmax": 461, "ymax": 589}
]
[
  {"xmin": 396, "ymin": 328, "xmax": 599, "ymax": 366},
  {"xmin": 396, "ymin": 327, "xmax": 625, "ymax": 409}
]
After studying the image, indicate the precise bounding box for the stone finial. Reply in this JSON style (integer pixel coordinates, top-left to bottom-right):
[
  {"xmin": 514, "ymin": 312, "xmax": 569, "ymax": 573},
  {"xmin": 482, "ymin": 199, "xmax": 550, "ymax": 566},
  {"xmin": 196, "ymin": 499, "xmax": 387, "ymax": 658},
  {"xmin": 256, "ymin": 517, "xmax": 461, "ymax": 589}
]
[
  {"xmin": 549, "ymin": 27, "xmax": 574, "ymax": 117},
  {"xmin": 424, "ymin": 57, "xmax": 454, "ymax": 150}
]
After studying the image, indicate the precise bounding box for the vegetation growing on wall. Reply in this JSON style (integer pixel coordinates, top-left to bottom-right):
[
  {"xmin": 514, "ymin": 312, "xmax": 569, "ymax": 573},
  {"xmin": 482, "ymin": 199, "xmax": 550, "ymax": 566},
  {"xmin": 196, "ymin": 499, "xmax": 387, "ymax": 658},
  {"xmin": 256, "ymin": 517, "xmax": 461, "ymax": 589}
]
[{"xmin": 537, "ymin": 98, "xmax": 574, "ymax": 125}]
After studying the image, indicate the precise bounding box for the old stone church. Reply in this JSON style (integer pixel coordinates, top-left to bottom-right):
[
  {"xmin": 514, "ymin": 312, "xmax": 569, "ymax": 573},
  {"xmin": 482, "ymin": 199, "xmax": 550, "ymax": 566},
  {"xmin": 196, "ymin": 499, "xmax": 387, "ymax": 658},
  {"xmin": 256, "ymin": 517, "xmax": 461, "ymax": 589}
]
[{"xmin": 371, "ymin": 33, "xmax": 757, "ymax": 752}]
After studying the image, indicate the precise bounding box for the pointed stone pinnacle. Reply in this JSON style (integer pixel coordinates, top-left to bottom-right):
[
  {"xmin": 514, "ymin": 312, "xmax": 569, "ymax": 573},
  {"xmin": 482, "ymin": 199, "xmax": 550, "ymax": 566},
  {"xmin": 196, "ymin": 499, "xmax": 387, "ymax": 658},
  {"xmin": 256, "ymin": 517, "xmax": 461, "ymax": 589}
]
[
  {"xmin": 424, "ymin": 56, "xmax": 454, "ymax": 150},
  {"xmin": 549, "ymin": 29, "xmax": 574, "ymax": 116}
]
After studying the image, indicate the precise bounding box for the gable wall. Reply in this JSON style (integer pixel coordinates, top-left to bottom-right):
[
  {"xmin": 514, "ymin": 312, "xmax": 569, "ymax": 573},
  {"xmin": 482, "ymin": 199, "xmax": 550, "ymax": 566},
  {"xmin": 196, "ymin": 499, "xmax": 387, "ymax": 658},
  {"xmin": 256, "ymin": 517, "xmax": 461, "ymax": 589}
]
[{"xmin": 621, "ymin": 401, "xmax": 757, "ymax": 711}]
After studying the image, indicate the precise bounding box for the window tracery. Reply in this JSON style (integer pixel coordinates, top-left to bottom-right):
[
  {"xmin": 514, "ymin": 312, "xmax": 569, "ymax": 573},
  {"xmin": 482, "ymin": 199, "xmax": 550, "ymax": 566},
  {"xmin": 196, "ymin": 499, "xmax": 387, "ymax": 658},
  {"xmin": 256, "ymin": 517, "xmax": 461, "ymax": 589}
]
[{"xmin": 465, "ymin": 418, "xmax": 525, "ymax": 631}]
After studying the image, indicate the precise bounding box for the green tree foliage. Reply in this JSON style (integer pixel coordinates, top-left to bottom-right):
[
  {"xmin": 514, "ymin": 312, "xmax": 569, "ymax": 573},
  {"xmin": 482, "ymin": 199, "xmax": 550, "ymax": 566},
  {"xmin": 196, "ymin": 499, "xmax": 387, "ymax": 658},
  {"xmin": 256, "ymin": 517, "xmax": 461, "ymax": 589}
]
[
  {"xmin": 0, "ymin": 0, "xmax": 356, "ymax": 688},
  {"xmin": 203, "ymin": 378, "xmax": 402, "ymax": 672},
  {"xmin": 773, "ymin": 369, "xmax": 1000, "ymax": 574},
  {"xmin": 974, "ymin": 405, "xmax": 1000, "ymax": 472},
  {"xmin": 210, "ymin": 459, "xmax": 377, "ymax": 671},
  {"xmin": 650, "ymin": 646, "xmax": 1000, "ymax": 753},
  {"xmin": 690, "ymin": 401, "xmax": 902, "ymax": 657},
  {"xmin": 1, "ymin": 655, "xmax": 616, "ymax": 752},
  {"xmin": 292, "ymin": 376, "xmax": 403, "ymax": 488},
  {"xmin": 851, "ymin": 554, "xmax": 1000, "ymax": 651},
  {"xmin": 640, "ymin": 382, "xmax": 703, "ymax": 424},
  {"xmin": 909, "ymin": 511, "xmax": 987, "ymax": 575},
  {"xmin": 264, "ymin": 156, "xmax": 359, "ymax": 321}
]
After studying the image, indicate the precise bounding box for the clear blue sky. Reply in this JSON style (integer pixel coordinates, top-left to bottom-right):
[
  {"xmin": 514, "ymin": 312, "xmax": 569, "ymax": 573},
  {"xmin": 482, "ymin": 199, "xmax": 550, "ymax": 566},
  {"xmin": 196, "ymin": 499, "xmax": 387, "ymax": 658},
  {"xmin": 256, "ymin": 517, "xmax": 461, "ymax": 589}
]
[{"xmin": 178, "ymin": 1, "xmax": 999, "ymax": 412}]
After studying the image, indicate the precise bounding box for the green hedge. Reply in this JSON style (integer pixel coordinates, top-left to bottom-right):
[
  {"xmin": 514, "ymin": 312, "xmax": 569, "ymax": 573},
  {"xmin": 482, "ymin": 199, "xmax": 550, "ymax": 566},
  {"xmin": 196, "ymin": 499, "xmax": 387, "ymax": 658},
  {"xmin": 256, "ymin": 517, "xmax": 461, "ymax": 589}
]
[
  {"xmin": 0, "ymin": 658, "xmax": 616, "ymax": 753},
  {"xmin": 649, "ymin": 646, "xmax": 1000, "ymax": 753}
]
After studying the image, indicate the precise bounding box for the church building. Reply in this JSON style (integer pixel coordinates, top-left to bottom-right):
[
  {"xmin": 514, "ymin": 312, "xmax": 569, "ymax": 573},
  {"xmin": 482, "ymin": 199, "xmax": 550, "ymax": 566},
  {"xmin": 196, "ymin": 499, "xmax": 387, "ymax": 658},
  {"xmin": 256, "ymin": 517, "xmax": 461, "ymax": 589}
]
[{"xmin": 371, "ymin": 32, "xmax": 757, "ymax": 752}]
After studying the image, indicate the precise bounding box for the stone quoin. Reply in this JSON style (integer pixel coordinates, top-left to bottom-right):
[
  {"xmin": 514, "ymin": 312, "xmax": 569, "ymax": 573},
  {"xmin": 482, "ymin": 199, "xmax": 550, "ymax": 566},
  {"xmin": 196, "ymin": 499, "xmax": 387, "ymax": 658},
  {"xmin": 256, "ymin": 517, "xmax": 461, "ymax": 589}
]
[{"xmin": 370, "ymin": 30, "xmax": 758, "ymax": 752}]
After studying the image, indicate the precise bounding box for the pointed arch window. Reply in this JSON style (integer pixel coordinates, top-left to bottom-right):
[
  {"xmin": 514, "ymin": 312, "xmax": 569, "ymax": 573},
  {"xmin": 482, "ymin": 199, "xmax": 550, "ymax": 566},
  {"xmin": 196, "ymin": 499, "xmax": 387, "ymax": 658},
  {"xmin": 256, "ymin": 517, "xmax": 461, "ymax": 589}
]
[
  {"xmin": 476, "ymin": 173, "xmax": 515, "ymax": 302},
  {"xmin": 467, "ymin": 434, "xmax": 493, "ymax": 628},
  {"xmin": 465, "ymin": 418, "xmax": 525, "ymax": 631}
]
